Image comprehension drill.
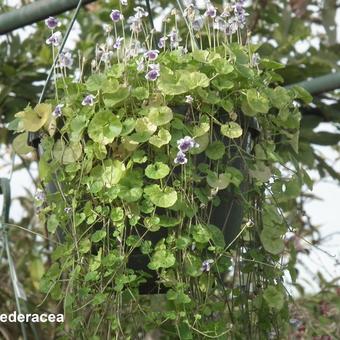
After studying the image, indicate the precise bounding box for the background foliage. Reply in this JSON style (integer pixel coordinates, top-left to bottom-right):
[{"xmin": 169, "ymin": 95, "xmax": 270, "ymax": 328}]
[{"xmin": 0, "ymin": 0, "xmax": 339, "ymax": 339}]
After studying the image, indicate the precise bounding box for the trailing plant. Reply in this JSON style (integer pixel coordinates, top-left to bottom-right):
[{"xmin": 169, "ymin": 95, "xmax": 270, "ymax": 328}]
[{"xmin": 9, "ymin": 1, "xmax": 313, "ymax": 339}]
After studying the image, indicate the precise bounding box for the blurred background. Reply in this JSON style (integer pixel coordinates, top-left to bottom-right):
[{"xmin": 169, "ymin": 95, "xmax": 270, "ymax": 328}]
[{"xmin": 0, "ymin": 0, "xmax": 339, "ymax": 338}]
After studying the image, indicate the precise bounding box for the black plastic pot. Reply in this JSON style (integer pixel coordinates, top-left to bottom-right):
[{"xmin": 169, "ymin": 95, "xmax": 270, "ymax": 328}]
[{"xmin": 28, "ymin": 108, "xmax": 260, "ymax": 294}]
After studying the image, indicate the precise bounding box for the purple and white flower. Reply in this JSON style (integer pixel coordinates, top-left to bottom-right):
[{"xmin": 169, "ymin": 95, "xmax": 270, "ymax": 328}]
[
  {"xmin": 201, "ymin": 259, "xmax": 214, "ymax": 272},
  {"xmin": 136, "ymin": 59, "xmax": 145, "ymax": 72},
  {"xmin": 205, "ymin": 3, "xmax": 217, "ymax": 18},
  {"xmin": 158, "ymin": 36, "xmax": 168, "ymax": 49},
  {"xmin": 102, "ymin": 51, "xmax": 114, "ymax": 62},
  {"xmin": 250, "ymin": 53, "xmax": 260, "ymax": 67},
  {"xmin": 59, "ymin": 51, "xmax": 73, "ymax": 68},
  {"xmin": 52, "ymin": 104, "xmax": 64, "ymax": 118},
  {"xmin": 82, "ymin": 94, "xmax": 95, "ymax": 106},
  {"xmin": 46, "ymin": 31, "xmax": 62, "ymax": 46},
  {"xmin": 183, "ymin": 4, "xmax": 198, "ymax": 21},
  {"xmin": 113, "ymin": 37, "xmax": 124, "ymax": 49},
  {"xmin": 145, "ymin": 64, "xmax": 160, "ymax": 81},
  {"xmin": 185, "ymin": 95, "xmax": 194, "ymax": 104},
  {"xmin": 177, "ymin": 136, "xmax": 199, "ymax": 153},
  {"xmin": 110, "ymin": 9, "xmax": 123, "ymax": 22},
  {"xmin": 233, "ymin": 1, "xmax": 248, "ymax": 28},
  {"xmin": 168, "ymin": 28, "xmax": 182, "ymax": 48},
  {"xmin": 103, "ymin": 24, "xmax": 113, "ymax": 33},
  {"xmin": 174, "ymin": 151, "xmax": 188, "ymax": 165},
  {"xmin": 64, "ymin": 207, "xmax": 72, "ymax": 214},
  {"xmin": 34, "ymin": 189, "xmax": 46, "ymax": 201},
  {"xmin": 192, "ymin": 16, "xmax": 205, "ymax": 31},
  {"xmin": 221, "ymin": 6, "xmax": 232, "ymax": 18},
  {"xmin": 128, "ymin": 16, "xmax": 143, "ymax": 33},
  {"xmin": 144, "ymin": 49, "xmax": 159, "ymax": 61},
  {"xmin": 134, "ymin": 6, "xmax": 149, "ymax": 18},
  {"xmin": 213, "ymin": 17, "xmax": 227, "ymax": 31},
  {"xmin": 45, "ymin": 16, "xmax": 60, "ymax": 30}
]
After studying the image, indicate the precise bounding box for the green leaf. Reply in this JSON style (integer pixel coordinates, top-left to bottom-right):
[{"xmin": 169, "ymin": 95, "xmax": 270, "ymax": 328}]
[
  {"xmin": 267, "ymin": 87, "xmax": 291, "ymax": 109},
  {"xmin": 192, "ymin": 49, "xmax": 210, "ymax": 63},
  {"xmin": 144, "ymin": 185, "xmax": 177, "ymax": 208},
  {"xmin": 213, "ymin": 59, "xmax": 234, "ymax": 74},
  {"xmin": 193, "ymin": 121, "xmax": 210, "ymax": 137},
  {"xmin": 260, "ymin": 59, "xmax": 285, "ymax": 70},
  {"xmin": 148, "ymin": 248, "xmax": 176, "ymax": 270},
  {"xmin": 192, "ymin": 224, "xmax": 211, "ymax": 244},
  {"xmin": 158, "ymin": 70, "xmax": 210, "ymax": 95},
  {"xmin": 260, "ymin": 228, "xmax": 284, "ymax": 255},
  {"xmin": 91, "ymin": 230, "xmax": 107, "ymax": 243},
  {"xmin": 207, "ymin": 172, "xmax": 231, "ymax": 190},
  {"xmin": 108, "ymin": 63, "xmax": 125, "ymax": 78},
  {"xmin": 135, "ymin": 117, "xmax": 157, "ymax": 134},
  {"xmin": 148, "ymin": 106, "xmax": 173, "ymax": 126},
  {"xmin": 207, "ymin": 224, "xmax": 225, "ymax": 248},
  {"xmin": 212, "ymin": 76, "xmax": 234, "ymax": 91},
  {"xmin": 131, "ymin": 87, "xmax": 149, "ymax": 100},
  {"xmin": 118, "ymin": 186, "xmax": 143, "ymax": 202},
  {"xmin": 263, "ymin": 286, "xmax": 285, "ymax": 311},
  {"xmin": 205, "ymin": 141, "xmax": 225, "ymax": 160},
  {"xmin": 246, "ymin": 89, "xmax": 269, "ymax": 113},
  {"xmin": 291, "ymin": 85, "xmax": 313, "ymax": 104},
  {"xmin": 144, "ymin": 216, "xmax": 161, "ymax": 231},
  {"xmin": 88, "ymin": 111, "xmax": 122, "ymax": 145},
  {"xmin": 86, "ymin": 74, "xmax": 112, "ymax": 91},
  {"xmin": 132, "ymin": 150, "xmax": 147, "ymax": 163},
  {"xmin": 159, "ymin": 216, "xmax": 181, "ymax": 227},
  {"xmin": 149, "ymin": 128, "xmax": 171, "ymax": 148},
  {"xmin": 79, "ymin": 239, "xmax": 91, "ymax": 254},
  {"xmin": 47, "ymin": 214, "xmax": 58, "ymax": 233},
  {"xmin": 121, "ymin": 118, "xmax": 136, "ymax": 136},
  {"xmin": 184, "ymin": 254, "xmax": 202, "ymax": 277},
  {"xmin": 12, "ymin": 132, "xmax": 34, "ymax": 155},
  {"xmin": 145, "ymin": 162, "xmax": 170, "ymax": 180},
  {"xmin": 103, "ymin": 87, "xmax": 129, "ymax": 107},
  {"xmin": 91, "ymin": 159, "xmax": 125, "ymax": 188},
  {"xmin": 53, "ymin": 140, "xmax": 82, "ymax": 164},
  {"xmin": 15, "ymin": 103, "xmax": 52, "ymax": 132},
  {"xmin": 220, "ymin": 122, "xmax": 243, "ymax": 138},
  {"xmin": 110, "ymin": 207, "xmax": 124, "ymax": 221},
  {"xmin": 166, "ymin": 289, "xmax": 191, "ymax": 304},
  {"xmin": 176, "ymin": 236, "xmax": 191, "ymax": 250}
]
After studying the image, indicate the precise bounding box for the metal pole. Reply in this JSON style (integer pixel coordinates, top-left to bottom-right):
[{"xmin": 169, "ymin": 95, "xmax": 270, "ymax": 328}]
[
  {"xmin": 287, "ymin": 72, "xmax": 340, "ymax": 95},
  {"xmin": 0, "ymin": 0, "xmax": 96, "ymax": 35}
]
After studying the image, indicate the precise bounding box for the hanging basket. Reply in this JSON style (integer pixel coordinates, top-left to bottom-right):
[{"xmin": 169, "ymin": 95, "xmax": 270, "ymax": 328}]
[{"xmin": 28, "ymin": 108, "xmax": 260, "ymax": 294}]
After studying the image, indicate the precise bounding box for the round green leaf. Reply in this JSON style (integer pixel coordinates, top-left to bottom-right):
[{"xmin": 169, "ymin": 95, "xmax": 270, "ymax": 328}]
[
  {"xmin": 91, "ymin": 230, "xmax": 107, "ymax": 243},
  {"xmin": 149, "ymin": 128, "xmax": 171, "ymax": 148},
  {"xmin": 192, "ymin": 224, "xmax": 211, "ymax": 244},
  {"xmin": 12, "ymin": 132, "xmax": 34, "ymax": 155},
  {"xmin": 246, "ymin": 89, "xmax": 269, "ymax": 113},
  {"xmin": 220, "ymin": 122, "xmax": 243, "ymax": 139},
  {"xmin": 260, "ymin": 228, "xmax": 284, "ymax": 255},
  {"xmin": 148, "ymin": 106, "xmax": 173, "ymax": 126},
  {"xmin": 184, "ymin": 254, "xmax": 202, "ymax": 277},
  {"xmin": 88, "ymin": 111, "xmax": 122, "ymax": 145},
  {"xmin": 205, "ymin": 141, "xmax": 225, "ymax": 160},
  {"xmin": 207, "ymin": 172, "xmax": 231, "ymax": 190},
  {"xmin": 53, "ymin": 140, "xmax": 82, "ymax": 164},
  {"xmin": 145, "ymin": 162, "xmax": 170, "ymax": 180},
  {"xmin": 144, "ymin": 185, "xmax": 177, "ymax": 208},
  {"xmin": 110, "ymin": 207, "xmax": 124, "ymax": 222},
  {"xmin": 148, "ymin": 249, "xmax": 176, "ymax": 270},
  {"xmin": 15, "ymin": 103, "xmax": 52, "ymax": 132},
  {"xmin": 263, "ymin": 286, "xmax": 285, "ymax": 311}
]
